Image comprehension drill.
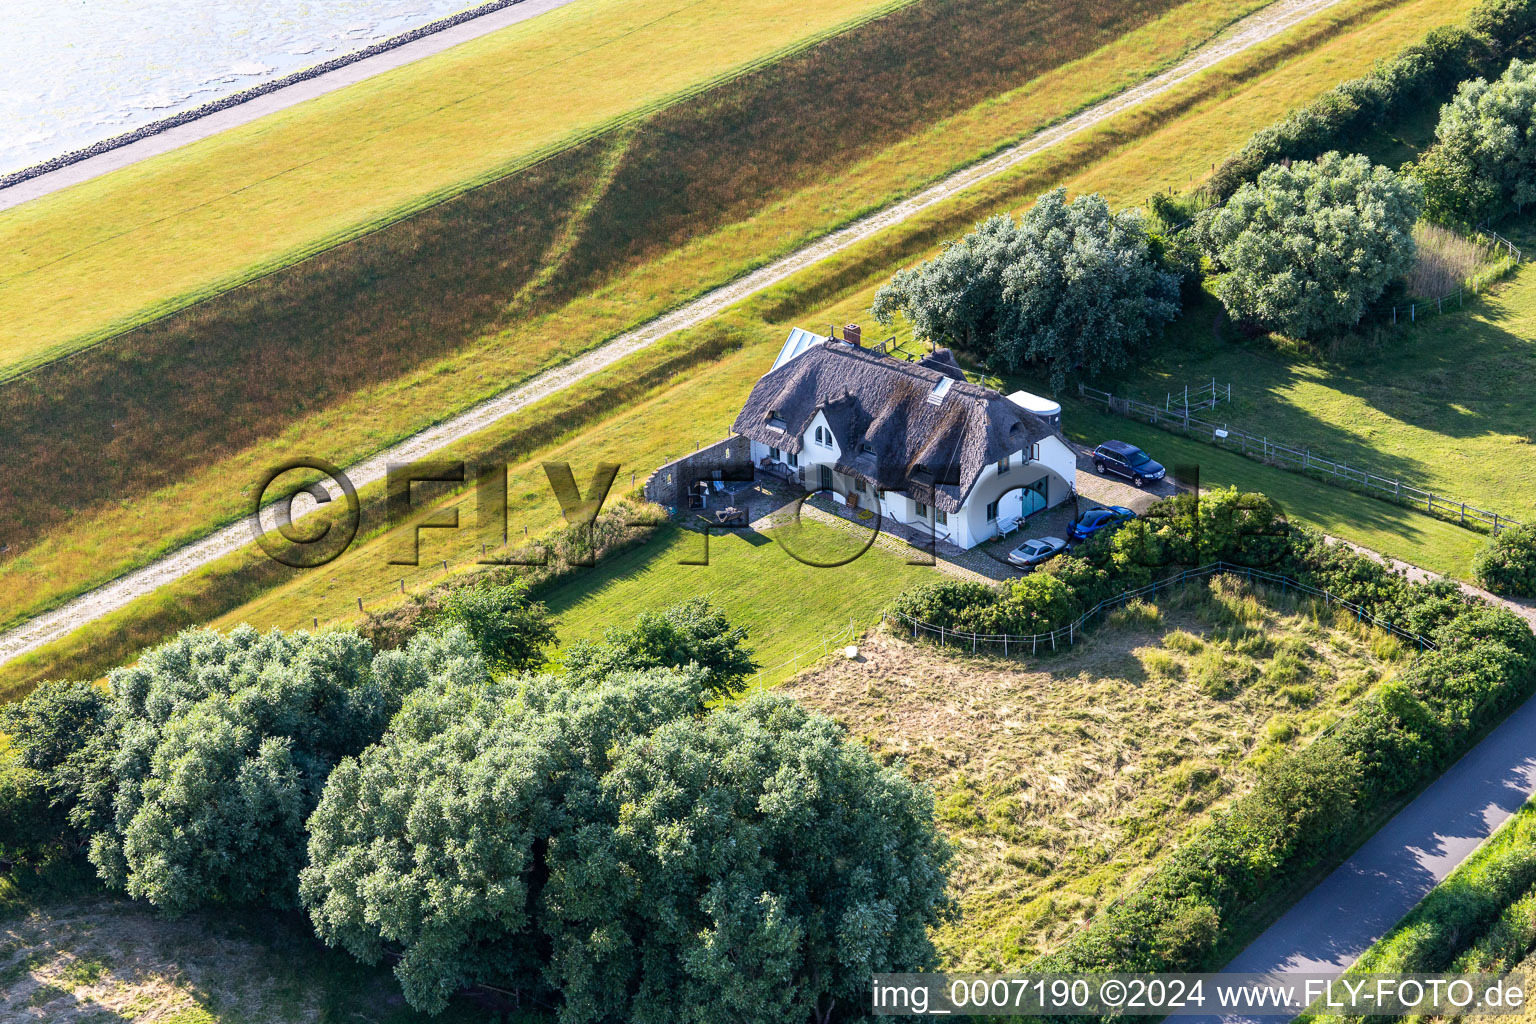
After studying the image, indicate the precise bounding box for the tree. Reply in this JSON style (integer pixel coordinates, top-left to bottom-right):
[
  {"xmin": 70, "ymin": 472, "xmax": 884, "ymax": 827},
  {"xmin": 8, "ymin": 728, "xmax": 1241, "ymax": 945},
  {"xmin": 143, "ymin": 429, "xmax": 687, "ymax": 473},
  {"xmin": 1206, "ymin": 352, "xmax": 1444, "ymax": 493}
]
[
  {"xmin": 871, "ymin": 188, "xmax": 1181, "ymax": 390},
  {"xmin": 561, "ymin": 597, "xmax": 758, "ymax": 700},
  {"xmin": 433, "ymin": 580, "xmax": 556, "ymax": 673},
  {"xmin": 301, "ymin": 675, "xmax": 951, "ymax": 1021},
  {"xmin": 543, "ymin": 695, "xmax": 952, "ymax": 1024},
  {"xmin": 81, "ymin": 625, "xmax": 481, "ymax": 915},
  {"xmin": 1418, "ymin": 59, "xmax": 1536, "ymax": 223},
  {"xmin": 0, "ymin": 680, "xmax": 110, "ymax": 823},
  {"xmin": 300, "ymin": 666, "xmax": 711, "ymax": 1013},
  {"xmin": 1198, "ymin": 152, "xmax": 1421, "ymax": 337}
]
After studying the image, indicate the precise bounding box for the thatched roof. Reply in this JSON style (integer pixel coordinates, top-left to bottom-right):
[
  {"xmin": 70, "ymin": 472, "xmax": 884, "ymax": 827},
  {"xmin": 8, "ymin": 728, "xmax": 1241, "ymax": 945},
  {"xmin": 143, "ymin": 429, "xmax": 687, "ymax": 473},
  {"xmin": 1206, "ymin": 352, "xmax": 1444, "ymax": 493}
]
[{"xmin": 732, "ymin": 338, "xmax": 1061, "ymax": 512}]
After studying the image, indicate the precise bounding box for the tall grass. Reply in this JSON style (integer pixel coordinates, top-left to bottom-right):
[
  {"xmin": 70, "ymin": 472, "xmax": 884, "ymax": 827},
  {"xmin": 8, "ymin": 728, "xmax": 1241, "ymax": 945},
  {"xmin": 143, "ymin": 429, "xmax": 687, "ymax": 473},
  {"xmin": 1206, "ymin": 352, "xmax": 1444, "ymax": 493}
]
[{"xmin": 1406, "ymin": 222, "xmax": 1497, "ymax": 298}]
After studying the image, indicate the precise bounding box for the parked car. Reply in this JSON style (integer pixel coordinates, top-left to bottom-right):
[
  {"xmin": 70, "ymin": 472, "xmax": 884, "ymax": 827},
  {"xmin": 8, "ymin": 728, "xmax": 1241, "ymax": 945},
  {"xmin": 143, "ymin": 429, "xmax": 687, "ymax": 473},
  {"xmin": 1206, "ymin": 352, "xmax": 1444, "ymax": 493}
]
[
  {"xmin": 1093, "ymin": 440, "xmax": 1166, "ymax": 487},
  {"xmin": 1006, "ymin": 535, "xmax": 1068, "ymax": 568},
  {"xmin": 1069, "ymin": 504, "xmax": 1137, "ymax": 542}
]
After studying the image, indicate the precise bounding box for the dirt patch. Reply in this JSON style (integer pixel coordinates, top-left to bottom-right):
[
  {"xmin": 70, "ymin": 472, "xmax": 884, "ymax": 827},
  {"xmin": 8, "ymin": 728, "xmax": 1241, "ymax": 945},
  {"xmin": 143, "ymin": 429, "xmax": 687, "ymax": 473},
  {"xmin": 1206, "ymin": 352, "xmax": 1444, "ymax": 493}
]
[
  {"xmin": 787, "ymin": 578, "xmax": 1405, "ymax": 969},
  {"xmin": 0, "ymin": 896, "xmax": 319, "ymax": 1023}
]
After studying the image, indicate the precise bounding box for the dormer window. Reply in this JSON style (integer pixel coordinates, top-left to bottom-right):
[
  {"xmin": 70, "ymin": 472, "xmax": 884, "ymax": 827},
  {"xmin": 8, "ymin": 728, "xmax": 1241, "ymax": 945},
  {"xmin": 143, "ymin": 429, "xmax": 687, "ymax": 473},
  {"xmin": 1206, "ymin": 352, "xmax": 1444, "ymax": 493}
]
[
  {"xmin": 860, "ymin": 442, "xmax": 875, "ymax": 455},
  {"xmin": 767, "ymin": 409, "xmax": 787, "ymax": 431}
]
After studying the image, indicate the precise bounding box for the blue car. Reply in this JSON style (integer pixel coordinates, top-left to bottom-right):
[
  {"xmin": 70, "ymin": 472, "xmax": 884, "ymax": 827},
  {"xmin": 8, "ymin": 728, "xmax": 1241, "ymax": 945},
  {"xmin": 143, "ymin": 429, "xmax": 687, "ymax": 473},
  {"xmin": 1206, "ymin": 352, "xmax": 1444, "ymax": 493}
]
[
  {"xmin": 1093, "ymin": 440, "xmax": 1166, "ymax": 487},
  {"xmin": 1069, "ymin": 504, "xmax": 1137, "ymax": 542}
]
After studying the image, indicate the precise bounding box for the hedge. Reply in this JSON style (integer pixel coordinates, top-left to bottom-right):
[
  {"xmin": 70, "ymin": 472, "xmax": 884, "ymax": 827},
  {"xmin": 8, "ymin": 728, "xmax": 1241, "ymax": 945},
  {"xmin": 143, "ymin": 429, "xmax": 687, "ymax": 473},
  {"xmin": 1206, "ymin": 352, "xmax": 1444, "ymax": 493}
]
[{"xmin": 1204, "ymin": 0, "xmax": 1536, "ymax": 201}]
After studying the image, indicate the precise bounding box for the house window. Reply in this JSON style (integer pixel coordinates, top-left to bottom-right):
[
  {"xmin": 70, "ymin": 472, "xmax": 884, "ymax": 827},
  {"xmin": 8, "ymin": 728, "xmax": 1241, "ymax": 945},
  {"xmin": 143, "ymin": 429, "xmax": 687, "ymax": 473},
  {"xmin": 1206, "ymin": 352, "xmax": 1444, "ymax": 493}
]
[
  {"xmin": 986, "ymin": 499, "xmax": 999, "ymax": 522},
  {"xmin": 855, "ymin": 479, "xmax": 866, "ymax": 494},
  {"xmin": 997, "ymin": 455, "xmax": 1010, "ymax": 475},
  {"xmin": 915, "ymin": 501, "xmax": 927, "ymax": 517},
  {"xmin": 815, "ymin": 425, "xmax": 831, "ymax": 446},
  {"xmin": 787, "ymin": 450, "xmax": 799, "ymax": 468},
  {"xmin": 769, "ymin": 446, "xmax": 780, "ymax": 461},
  {"xmin": 936, "ymin": 510, "xmax": 947, "ymax": 526}
]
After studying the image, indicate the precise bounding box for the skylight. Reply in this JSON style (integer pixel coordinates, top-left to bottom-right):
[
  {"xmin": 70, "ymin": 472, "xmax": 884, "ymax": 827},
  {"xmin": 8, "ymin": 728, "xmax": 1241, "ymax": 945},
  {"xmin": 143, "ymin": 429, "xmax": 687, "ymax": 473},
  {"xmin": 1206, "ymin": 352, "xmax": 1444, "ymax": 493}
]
[{"xmin": 926, "ymin": 376, "xmax": 953, "ymax": 405}]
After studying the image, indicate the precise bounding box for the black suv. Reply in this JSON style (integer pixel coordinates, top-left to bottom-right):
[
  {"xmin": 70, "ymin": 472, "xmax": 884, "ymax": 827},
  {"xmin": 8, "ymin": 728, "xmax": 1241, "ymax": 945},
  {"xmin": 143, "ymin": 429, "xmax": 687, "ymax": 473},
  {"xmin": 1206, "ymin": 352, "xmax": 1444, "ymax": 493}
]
[{"xmin": 1093, "ymin": 440, "xmax": 1166, "ymax": 487}]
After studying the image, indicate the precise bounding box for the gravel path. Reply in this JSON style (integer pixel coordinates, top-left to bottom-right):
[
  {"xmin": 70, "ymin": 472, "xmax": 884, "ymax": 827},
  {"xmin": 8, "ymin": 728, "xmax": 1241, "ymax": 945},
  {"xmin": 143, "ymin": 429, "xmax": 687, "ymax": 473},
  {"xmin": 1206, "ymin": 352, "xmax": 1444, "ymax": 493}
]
[{"xmin": 0, "ymin": 0, "xmax": 1346, "ymax": 670}]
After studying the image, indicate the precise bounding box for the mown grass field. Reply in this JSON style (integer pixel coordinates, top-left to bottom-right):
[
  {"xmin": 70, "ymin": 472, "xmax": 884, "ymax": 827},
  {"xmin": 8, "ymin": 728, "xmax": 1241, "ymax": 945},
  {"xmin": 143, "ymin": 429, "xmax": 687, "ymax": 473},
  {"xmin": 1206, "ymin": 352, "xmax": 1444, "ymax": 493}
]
[
  {"xmin": 1084, "ymin": 231, "xmax": 1536, "ymax": 571},
  {"xmin": 0, "ymin": 0, "xmax": 1484, "ymax": 698},
  {"xmin": 0, "ymin": 0, "xmax": 1270, "ymax": 629},
  {"xmin": 789, "ymin": 579, "xmax": 1408, "ymax": 968},
  {"xmin": 542, "ymin": 522, "xmax": 933, "ymax": 690},
  {"xmin": 0, "ymin": 0, "xmax": 917, "ymax": 376}
]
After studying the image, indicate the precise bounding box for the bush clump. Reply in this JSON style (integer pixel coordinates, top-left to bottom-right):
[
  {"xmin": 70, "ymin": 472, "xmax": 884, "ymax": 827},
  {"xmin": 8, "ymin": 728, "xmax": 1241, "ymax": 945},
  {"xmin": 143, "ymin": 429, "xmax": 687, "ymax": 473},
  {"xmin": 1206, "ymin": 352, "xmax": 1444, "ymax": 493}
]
[
  {"xmin": 1473, "ymin": 522, "xmax": 1536, "ymax": 596},
  {"xmin": 301, "ymin": 667, "xmax": 951, "ymax": 1018}
]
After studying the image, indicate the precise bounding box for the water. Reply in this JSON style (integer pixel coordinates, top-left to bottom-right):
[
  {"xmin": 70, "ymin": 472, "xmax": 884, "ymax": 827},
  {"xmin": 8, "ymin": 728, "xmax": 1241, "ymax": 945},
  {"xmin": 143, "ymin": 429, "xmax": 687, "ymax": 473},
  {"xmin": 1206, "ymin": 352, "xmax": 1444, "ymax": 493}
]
[{"xmin": 1, "ymin": 0, "xmax": 485, "ymax": 176}]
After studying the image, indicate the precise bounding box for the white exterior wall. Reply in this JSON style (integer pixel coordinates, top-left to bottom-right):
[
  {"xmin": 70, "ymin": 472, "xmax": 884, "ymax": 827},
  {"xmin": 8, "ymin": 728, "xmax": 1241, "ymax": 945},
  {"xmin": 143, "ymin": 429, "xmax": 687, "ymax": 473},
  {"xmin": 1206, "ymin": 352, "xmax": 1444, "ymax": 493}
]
[
  {"xmin": 748, "ymin": 430, "xmax": 1077, "ymax": 551},
  {"xmin": 951, "ymin": 444, "xmax": 1076, "ymax": 549}
]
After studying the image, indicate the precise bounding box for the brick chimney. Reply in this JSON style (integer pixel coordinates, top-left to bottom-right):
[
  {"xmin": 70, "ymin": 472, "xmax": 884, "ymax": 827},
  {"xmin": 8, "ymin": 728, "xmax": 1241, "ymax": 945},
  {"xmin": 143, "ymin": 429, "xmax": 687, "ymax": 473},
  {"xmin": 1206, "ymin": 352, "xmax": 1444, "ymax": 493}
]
[{"xmin": 844, "ymin": 323, "xmax": 862, "ymax": 347}]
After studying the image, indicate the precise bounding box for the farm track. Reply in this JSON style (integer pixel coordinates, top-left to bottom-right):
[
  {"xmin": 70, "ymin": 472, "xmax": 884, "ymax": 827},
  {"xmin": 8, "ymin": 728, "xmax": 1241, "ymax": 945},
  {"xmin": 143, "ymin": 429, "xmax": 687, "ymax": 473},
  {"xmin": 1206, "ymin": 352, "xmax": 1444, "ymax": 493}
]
[{"xmin": 0, "ymin": 0, "xmax": 1348, "ymax": 669}]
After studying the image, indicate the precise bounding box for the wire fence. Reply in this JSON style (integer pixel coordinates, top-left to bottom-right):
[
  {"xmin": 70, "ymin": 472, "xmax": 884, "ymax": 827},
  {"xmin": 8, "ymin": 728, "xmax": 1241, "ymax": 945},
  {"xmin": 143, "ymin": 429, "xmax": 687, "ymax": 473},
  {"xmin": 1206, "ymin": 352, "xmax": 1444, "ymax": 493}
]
[
  {"xmin": 751, "ymin": 619, "xmax": 859, "ymax": 687},
  {"xmin": 1078, "ymin": 383, "xmax": 1521, "ymax": 536},
  {"xmin": 1363, "ymin": 227, "xmax": 1522, "ymax": 326},
  {"xmin": 883, "ymin": 560, "xmax": 1437, "ymax": 656}
]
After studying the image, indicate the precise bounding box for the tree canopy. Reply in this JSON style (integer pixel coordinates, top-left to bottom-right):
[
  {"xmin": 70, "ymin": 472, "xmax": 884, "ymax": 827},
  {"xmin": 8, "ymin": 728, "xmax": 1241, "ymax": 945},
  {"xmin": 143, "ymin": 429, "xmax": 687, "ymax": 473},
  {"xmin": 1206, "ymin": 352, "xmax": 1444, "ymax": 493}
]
[
  {"xmin": 301, "ymin": 668, "xmax": 950, "ymax": 1020},
  {"xmin": 1419, "ymin": 58, "xmax": 1536, "ymax": 223},
  {"xmin": 79, "ymin": 625, "xmax": 481, "ymax": 914},
  {"xmin": 561, "ymin": 596, "xmax": 758, "ymax": 699},
  {"xmin": 1198, "ymin": 152, "xmax": 1421, "ymax": 337},
  {"xmin": 871, "ymin": 188, "xmax": 1180, "ymax": 390}
]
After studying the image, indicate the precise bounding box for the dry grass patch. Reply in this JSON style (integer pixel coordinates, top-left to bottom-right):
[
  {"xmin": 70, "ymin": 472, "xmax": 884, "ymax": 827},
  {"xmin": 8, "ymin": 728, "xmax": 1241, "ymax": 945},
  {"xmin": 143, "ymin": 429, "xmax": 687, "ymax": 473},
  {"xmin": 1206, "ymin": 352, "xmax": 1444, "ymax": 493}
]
[
  {"xmin": 1407, "ymin": 222, "xmax": 1500, "ymax": 298},
  {"xmin": 786, "ymin": 578, "xmax": 1406, "ymax": 970}
]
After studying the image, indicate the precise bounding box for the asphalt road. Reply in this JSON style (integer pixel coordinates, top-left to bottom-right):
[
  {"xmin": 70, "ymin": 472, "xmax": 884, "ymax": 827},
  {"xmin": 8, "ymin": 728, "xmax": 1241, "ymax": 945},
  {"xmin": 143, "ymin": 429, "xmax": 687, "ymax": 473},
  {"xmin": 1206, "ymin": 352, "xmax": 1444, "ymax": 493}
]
[{"xmin": 1177, "ymin": 690, "xmax": 1536, "ymax": 1023}]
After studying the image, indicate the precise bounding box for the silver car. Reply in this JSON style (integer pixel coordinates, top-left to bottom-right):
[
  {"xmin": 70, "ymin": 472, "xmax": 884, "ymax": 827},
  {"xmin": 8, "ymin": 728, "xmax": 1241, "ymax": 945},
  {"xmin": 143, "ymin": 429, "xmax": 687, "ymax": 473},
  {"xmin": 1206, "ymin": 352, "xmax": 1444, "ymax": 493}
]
[{"xmin": 1006, "ymin": 535, "xmax": 1068, "ymax": 568}]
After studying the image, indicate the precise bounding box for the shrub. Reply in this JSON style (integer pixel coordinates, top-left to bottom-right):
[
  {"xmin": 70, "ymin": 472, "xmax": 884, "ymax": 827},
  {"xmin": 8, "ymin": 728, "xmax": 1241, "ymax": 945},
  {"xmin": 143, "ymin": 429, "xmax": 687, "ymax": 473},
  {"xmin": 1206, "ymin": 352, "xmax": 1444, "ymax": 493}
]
[
  {"xmin": 433, "ymin": 579, "xmax": 555, "ymax": 673},
  {"xmin": 1473, "ymin": 522, "xmax": 1536, "ymax": 596},
  {"xmin": 301, "ymin": 669, "xmax": 951, "ymax": 1019},
  {"xmin": 562, "ymin": 596, "xmax": 758, "ymax": 700},
  {"xmin": 871, "ymin": 188, "xmax": 1180, "ymax": 389},
  {"xmin": 1419, "ymin": 58, "xmax": 1536, "ymax": 223},
  {"xmin": 1198, "ymin": 153, "xmax": 1422, "ymax": 338},
  {"xmin": 78, "ymin": 626, "xmax": 482, "ymax": 915},
  {"xmin": 887, "ymin": 578, "xmax": 1000, "ymax": 631}
]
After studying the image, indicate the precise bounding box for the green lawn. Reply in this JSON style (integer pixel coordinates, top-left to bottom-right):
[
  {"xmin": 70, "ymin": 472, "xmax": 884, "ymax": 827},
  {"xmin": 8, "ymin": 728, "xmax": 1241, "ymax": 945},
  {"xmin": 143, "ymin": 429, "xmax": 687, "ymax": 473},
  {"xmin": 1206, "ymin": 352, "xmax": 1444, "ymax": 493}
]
[
  {"xmin": 1060, "ymin": 398, "xmax": 1487, "ymax": 579},
  {"xmin": 543, "ymin": 521, "xmax": 934, "ymax": 690},
  {"xmin": 1070, "ymin": 237, "xmax": 1536, "ymax": 577}
]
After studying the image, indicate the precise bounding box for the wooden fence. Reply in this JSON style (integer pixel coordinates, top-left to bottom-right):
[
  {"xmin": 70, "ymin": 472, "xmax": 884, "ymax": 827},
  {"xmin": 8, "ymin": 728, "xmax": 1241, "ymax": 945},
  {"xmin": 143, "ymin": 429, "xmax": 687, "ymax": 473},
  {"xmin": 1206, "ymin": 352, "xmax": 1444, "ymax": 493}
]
[
  {"xmin": 1079, "ymin": 383, "xmax": 1521, "ymax": 536},
  {"xmin": 883, "ymin": 560, "xmax": 1436, "ymax": 656}
]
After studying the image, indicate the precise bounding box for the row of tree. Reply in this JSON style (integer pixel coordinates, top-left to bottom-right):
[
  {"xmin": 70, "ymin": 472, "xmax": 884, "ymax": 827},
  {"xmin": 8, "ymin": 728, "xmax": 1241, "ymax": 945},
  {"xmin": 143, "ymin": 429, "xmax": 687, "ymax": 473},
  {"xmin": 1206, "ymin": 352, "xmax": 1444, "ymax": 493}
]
[
  {"xmin": 0, "ymin": 596, "xmax": 951, "ymax": 1022},
  {"xmin": 873, "ymin": 56, "xmax": 1536, "ymax": 383}
]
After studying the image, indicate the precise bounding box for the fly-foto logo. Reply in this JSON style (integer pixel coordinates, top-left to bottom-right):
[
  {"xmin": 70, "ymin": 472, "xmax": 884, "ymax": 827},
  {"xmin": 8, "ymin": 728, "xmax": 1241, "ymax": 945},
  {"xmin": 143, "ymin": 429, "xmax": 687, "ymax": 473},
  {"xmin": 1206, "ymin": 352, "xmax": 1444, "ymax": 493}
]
[{"xmin": 248, "ymin": 458, "xmax": 619, "ymax": 569}]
